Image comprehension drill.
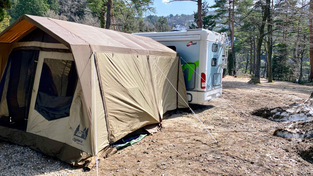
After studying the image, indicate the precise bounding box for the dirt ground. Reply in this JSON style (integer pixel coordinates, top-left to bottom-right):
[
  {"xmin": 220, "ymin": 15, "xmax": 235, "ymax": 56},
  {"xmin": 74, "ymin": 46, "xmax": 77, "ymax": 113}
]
[{"xmin": 3, "ymin": 76, "xmax": 313, "ymax": 175}]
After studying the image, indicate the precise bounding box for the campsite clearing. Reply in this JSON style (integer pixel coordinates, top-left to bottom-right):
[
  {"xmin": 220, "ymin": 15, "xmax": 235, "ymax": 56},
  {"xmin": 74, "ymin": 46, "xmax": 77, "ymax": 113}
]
[{"xmin": 1, "ymin": 76, "xmax": 313, "ymax": 175}]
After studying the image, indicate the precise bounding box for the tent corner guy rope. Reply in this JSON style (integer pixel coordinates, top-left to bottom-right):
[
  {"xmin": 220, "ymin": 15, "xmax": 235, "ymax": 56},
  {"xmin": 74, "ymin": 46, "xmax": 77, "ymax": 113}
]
[{"xmin": 152, "ymin": 61, "xmax": 218, "ymax": 145}]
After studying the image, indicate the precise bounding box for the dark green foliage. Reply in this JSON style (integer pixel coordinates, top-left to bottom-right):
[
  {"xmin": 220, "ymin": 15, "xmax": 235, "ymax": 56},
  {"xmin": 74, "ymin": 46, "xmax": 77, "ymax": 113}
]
[
  {"xmin": 0, "ymin": 0, "xmax": 11, "ymax": 22},
  {"xmin": 142, "ymin": 15, "xmax": 170, "ymax": 32},
  {"xmin": 203, "ymin": 0, "xmax": 229, "ymax": 32},
  {"xmin": 59, "ymin": 0, "xmax": 88, "ymax": 22},
  {"xmin": 87, "ymin": 0, "xmax": 153, "ymax": 32},
  {"xmin": 9, "ymin": 0, "xmax": 50, "ymax": 22},
  {"xmin": 154, "ymin": 17, "xmax": 171, "ymax": 32},
  {"xmin": 47, "ymin": 0, "xmax": 59, "ymax": 13},
  {"xmin": 272, "ymin": 42, "xmax": 295, "ymax": 81},
  {"xmin": 190, "ymin": 2, "xmax": 217, "ymax": 30}
]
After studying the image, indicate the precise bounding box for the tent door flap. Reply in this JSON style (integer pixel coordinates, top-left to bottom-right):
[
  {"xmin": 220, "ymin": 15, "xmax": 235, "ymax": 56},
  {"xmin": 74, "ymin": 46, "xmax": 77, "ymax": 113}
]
[{"xmin": 0, "ymin": 49, "xmax": 39, "ymax": 131}]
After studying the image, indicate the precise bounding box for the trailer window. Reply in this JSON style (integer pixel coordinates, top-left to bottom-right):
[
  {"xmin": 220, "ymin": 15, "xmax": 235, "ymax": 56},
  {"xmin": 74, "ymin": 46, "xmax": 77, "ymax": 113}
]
[
  {"xmin": 212, "ymin": 44, "xmax": 218, "ymax": 52},
  {"xmin": 211, "ymin": 58, "xmax": 217, "ymax": 67}
]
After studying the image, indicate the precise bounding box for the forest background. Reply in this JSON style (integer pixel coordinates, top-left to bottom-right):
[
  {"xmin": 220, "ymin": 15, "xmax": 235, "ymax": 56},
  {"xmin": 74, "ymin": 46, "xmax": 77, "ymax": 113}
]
[{"xmin": 0, "ymin": 0, "xmax": 312, "ymax": 84}]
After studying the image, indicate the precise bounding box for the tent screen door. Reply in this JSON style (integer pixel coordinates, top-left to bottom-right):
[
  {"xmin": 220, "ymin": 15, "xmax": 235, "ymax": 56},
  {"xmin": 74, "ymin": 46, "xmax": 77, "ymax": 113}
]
[{"xmin": 4, "ymin": 50, "xmax": 38, "ymax": 130}]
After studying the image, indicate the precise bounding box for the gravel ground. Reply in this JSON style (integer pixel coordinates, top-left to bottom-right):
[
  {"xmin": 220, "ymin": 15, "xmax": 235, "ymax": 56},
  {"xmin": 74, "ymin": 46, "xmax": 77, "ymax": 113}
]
[
  {"xmin": 1, "ymin": 76, "xmax": 313, "ymax": 175},
  {"xmin": 0, "ymin": 142, "xmax": 74, "ymax": 176}
]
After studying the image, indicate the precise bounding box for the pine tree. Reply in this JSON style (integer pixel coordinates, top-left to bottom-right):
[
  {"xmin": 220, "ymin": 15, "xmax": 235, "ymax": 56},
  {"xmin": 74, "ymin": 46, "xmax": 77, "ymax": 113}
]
[
  {"xmin": 0, "ymin": 0, "xmax": 10, "ymax": 22},
  {"xmin": 88, "ymin": 0, "xmax": 153, "ymax": 31}
]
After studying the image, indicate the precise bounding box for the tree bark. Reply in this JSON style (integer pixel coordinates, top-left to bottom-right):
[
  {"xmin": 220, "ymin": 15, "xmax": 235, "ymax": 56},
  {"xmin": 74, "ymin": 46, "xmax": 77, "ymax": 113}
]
[
  {"xmin": 197, "ymin": 0, "xmax": 203, "ymax": 28},
  {"xmin": 228, "ymin": 0, "xmax": 233, "ymax": 75},
  {"xmin": 106, "ymin": 0, "xmax": 113, "ymax": 29},
  {"xmin": 251, "ymin": 1, "xmax": 269, "ymax": 84},
  {"xmin": 232, "ymin": 0, "xmax": 236, "ymax": 76},
  {"xmin": 245, "ymin": 54, "xmax": 249, "ymax": 74},
  {"xmin": 100, "ymin": 11, "xmax": 105, "ymax": 28},
  {"xmin": 254, "ymin": 36, "xmax": 263, "ymax": 83},
  {"xmin": 309, "ymin": 0, "xmax": 313, "ymax": 80},
  {"xmin": 299, "ymin": 51, "xmax": 304, "ymax": 83},
  {"xmin": 250, "ymin": 38, "xmax": 253, "ymax": 74},
  {"xmin": 253, "ymin": 37, "xmax": 256, "ymax": 74},
  {"xmin": 228, "ymin": 0, "xmax": 235, "ymax": 76},
  {"xmin": 266, "ymin": 0, "xmax": 273, "ymax": 82}
]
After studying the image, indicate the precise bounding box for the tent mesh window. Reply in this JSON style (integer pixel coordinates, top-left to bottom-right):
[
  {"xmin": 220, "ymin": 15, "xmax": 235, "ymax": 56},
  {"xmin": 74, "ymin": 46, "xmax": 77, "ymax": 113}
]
[
  {"xmin": 19, "ymin": 28, "xmax": 60, "ymax": 43},
  {"xmin": 35, "ymin": 58, "xmax": 77, "ymax": 121},
  {"xmin": 0, "ymin": 49, "xmax": 38, "ymax": 131}
]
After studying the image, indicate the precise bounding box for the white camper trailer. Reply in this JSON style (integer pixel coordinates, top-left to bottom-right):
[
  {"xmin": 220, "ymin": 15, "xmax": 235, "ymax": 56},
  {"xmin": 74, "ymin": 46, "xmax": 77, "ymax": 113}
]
[{"xmin": 134, "ymin": 29, "xmax": 228, "ymax": 104}]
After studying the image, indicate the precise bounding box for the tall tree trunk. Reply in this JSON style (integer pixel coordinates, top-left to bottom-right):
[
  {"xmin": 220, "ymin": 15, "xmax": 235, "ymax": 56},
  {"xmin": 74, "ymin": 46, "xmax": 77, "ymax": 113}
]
[
  {"xmin": 253, "ymin": 37, "xmax": 256, "ymax": 74},
  {"xmin": 250, "ymin": 38, "xmax": 253, "ymax": 74},
  {"xmin": 197, "ymin": 0, "xmax": 203, "ymax": 28},
  {"xmin": 245, "ymin": 54, "xmax": 249, "ymax": 74},
  {"xmin": 251, "ymin": 1, "xmax": 269, "ymax": 84},
  {"xmin": 298, "ymin": 32, "xmax": 306, "ymax": 83},
  {"xmin": 266, "ymin": 0, "xmax": 273, "ymax": 82},
  {"xmin": 228, "ymin": 0, "xmax": 235, "ymax": 76},
  {"xmin": 263, "ymin": 40, "xmax": 267, "ymax": 78},
  {"xmin": 100, "ymin": 11, "xmax": 105, "ymax": 28},
  {"xmin": 309, "ymin": 0, "xmax": 313, "ymax": 80},
  {"xmin": 228, "ymin": 0, "xmax": 233, "ymax": 75},
  {"xmin": 299, "ymin": 51, "xmax": 304, "ymax": 83},
  {"xmin": 106, "ymin": 0, "xmax": 113, "ymax": 29},
  {"xmin": 231, "ymin": 0, "xmax": 236, "ymax": 76}
]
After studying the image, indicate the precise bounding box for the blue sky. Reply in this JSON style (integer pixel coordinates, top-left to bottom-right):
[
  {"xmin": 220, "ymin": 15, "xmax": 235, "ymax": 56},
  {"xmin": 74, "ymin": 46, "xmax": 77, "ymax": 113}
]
[{"xmin": 147, "ymin": 0, "xmax": 215, "ymax": 16}]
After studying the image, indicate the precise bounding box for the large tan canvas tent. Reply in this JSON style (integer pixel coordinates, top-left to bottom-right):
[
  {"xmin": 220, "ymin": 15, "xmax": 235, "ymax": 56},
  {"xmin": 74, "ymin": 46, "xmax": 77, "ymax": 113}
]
[{"xmin": 0, "ymin": 15, "xmax": 187, "ymax": 165}]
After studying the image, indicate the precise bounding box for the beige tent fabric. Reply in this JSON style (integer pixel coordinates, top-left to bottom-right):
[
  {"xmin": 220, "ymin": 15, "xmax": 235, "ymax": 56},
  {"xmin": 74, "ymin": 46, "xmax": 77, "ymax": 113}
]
[
  {"xmin": 177, "ymin": 60, "xmax": 188, "ymax": 108},
  {"xmin": 49, "ymin": 17, "xmax": 176, "ymax": 56},
  {"xmin": 0, "ymin": 14, "xmax": 188, "ymax": 162},
  {"xmin": 0, "ymin": 64, "xmax": 9, "ymax": 117},
  {"xmin": 0, "ymin": 15, "xmax": 179, "ymax": 127},
  {"xmin": 27, "ymin": 81, "xmax": 93, "ymax": 154},
  {"xmin": 149, "ymin": 55, "xmax": 177, "ymax": 116},
  {"xmin": 96, "ymin": 52, "xmax": 160, "ymax": 142},
  {"xmin": 70, "ymin": 45, "xmax": 93, "ymax": 115},
  {"xmin": 149, "ymin": 55, "xmax": 188, "ymax": 117},
  {"xmin": 92, "ymin": 54, "xmax": 109, "ymax": 154}
]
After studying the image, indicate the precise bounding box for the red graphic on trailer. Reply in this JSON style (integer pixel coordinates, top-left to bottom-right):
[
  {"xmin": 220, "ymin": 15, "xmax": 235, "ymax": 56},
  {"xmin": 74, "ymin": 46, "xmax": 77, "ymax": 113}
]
[{"xmin": 186, "ymin": 41, "xmax": 197, "ymax": 47}]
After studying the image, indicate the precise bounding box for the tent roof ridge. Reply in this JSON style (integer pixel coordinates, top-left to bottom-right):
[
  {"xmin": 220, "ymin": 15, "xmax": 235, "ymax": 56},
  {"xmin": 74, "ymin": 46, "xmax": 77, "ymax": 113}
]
[{"xmin": 44, "ymin": 16, "xmax": 90, "ymax": 47}]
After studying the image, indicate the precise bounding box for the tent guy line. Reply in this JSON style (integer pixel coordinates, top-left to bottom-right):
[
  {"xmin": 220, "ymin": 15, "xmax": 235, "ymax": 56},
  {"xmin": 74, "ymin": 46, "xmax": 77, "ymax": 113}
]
[
  {"xmin": 152, "ymin": 61, "xmax": 219, "ymax": 144},
  {"xmin": 178, "ymin": 54, "xmax": 248, "ymax": 129}
]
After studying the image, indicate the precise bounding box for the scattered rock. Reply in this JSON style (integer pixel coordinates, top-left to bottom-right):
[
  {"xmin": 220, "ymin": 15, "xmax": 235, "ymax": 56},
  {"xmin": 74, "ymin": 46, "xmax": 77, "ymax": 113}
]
[{"xmin": 274, "ymin": 121, "xmax": 313, "ymax": 142}]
